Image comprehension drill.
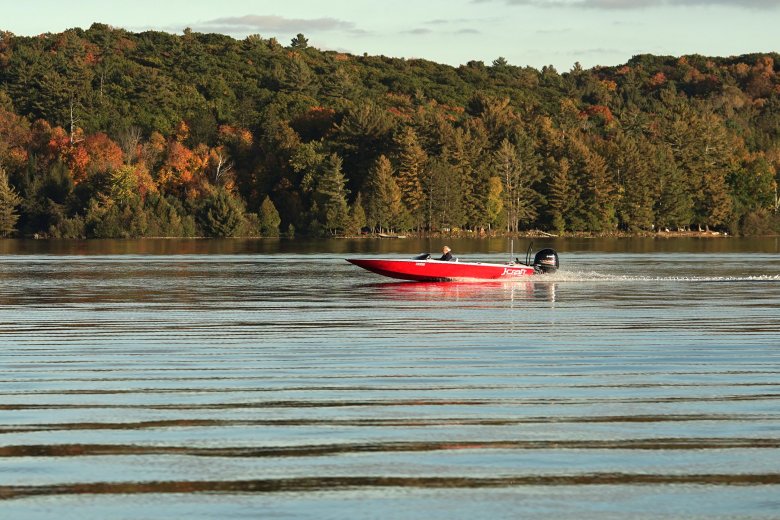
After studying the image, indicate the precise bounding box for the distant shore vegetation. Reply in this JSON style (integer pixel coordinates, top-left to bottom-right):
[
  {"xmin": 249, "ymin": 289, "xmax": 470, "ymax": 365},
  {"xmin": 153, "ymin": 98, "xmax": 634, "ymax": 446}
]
[{"xmin": 0, "ymin": 25, "xmax": 779, "ymax": 239}]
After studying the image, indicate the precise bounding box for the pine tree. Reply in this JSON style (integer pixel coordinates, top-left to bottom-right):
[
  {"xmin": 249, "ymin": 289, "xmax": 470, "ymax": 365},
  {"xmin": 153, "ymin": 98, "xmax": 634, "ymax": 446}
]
[
  {"xmin": 663, "ymin": 104, "xmax": 733, "ymax": 229},
  {"xmin": 610, "ymin": 133, "xmax": 654, "ymax": 231},
  {"xmin": 547, "ymin": 157, "xmax": 572, "ymax": 234},
  {"xmin": 315, "ymin": 153, "xmax": 350, "ymax": 235},
  {"xmin": 394, "ymin": 127, "xmax": 426, "ymax": 228},
  {"xmin": 493, "ymin": 138, "xmax": 540, "ymax": 233},
  {"xmin": 290, "ymin": 33, "xmax": 309, "ymax": 49},
  {"xmin": 197, "ymin": 188, "xmax": 245, "ymax": 237},
  {"xmin": 0, "ymin": 168, "xmax": 22, "ymax": 237},
  {"xmin": 259, "ymin": 196, "xmax": 281, "ymax": 237},
  {"xmin": 364, "ymin": 155, "xmax": 404, "ymax": 232},
  {"xmin": 347, "ymin": 192, "xmax": 367, "ymax": 236},
  {"xmin": 697, "ymin": 112, "xmax": 733, "ymax": 228},
  {"xmin": 567, "ymin": 137, "xmax": 614, "ymax": 232},
  {"xmin": 422, "ymin": 158, "xmax": 462, "ymax": 232},
  {"xmin": 654, "ymin": 146, "xmax": 693, "ymax": 229},
  {"xmin": 445, "ymin": 125, "xmax": 490, "ymax": 231}
]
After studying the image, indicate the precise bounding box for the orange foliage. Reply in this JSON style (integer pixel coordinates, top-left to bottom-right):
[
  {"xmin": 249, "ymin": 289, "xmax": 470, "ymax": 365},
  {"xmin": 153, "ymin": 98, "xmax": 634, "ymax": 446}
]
[
  {"xmin": 616, "ymin": 66, "xmax": 631, "ymax": 76},
  {"xmin": 753, "ymin": 56, "xmax": 775, "ymax": 78},
  {"xmin": 149, "ymin": 132, "xmax": 166, "ymax": 154},
  {"xmin": 157, "ymin": 139, "xmax": 211, "ymax": 198},
  {"xmin": 384, "ymin": 93, "xmax": 415, "ymax": 120},
  {"xmin": 684, "ymin": 67, "xmax": 705, "ymax": 83},
  {"xmin": 334, "ymin": 53, "xmax": 350, "ymax": 62},
  {"xmin": 190, "ymin": 143, "xmax": 211, "ymax": 177},
  {"xmin": 0, "ymin": 107, "xmax": 32, "ymax": 167},
  {"xmin": 68, "ymin": 146, "xmax": 90, "ymax": 182},
  {"xmin": 583, "ymin": 105, "xmax": 614, "ymax": 124},
  {"xmin": 131, "ymin": 163, "xmax": 157, "ymax": 200},
  {"xmin": 600, "ymin": 80, "xmax": 617, "ymax": 92},
  {"xmin": 649, "ymin": 72, "xmax": 667, "ymax": 87},
  {"xmin": 50, "ymin": 131, "xmax": 123, "ymax": 185},
  {"xmin": 387, "ymin": 107, "xmax": 412, "ymax": 120},
  {"xmin": 85, "ymin": 133, "xmax": 124, "ymax": 173},
  {"xmin": 174, "ymin": 121, "xmax": 189, "ymax": 142},
  {"xmin": 47, "ymin": 126, "xmax": 71, "ymax": 157},
  {"xmin": 165, "ymin": 140, "xmax": 193, "ymax": 173},
  {"xmin": 733, "ymin": 63, "xmax": 750, "ymax": 77},
  {"xmin": 218, "ymin": 125, "xmax": 253, "ymax": 149},
  {"xmin": 7, "ymin": 147, "xmax": 27, "ymax": 166}
]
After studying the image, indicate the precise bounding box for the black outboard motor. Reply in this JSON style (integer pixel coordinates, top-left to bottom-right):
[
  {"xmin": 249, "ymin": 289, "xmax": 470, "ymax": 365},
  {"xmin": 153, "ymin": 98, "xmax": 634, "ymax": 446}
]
[{"xmin": 533, "ymin": 248, "xmax": 559, "ymax": 274}]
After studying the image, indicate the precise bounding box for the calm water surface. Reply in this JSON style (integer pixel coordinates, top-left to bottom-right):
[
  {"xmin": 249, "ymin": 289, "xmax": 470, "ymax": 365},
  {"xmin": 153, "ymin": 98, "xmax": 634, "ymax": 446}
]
[{"xmin": 1, "ymin": 238, "xmax": 779, "ymax": 519}]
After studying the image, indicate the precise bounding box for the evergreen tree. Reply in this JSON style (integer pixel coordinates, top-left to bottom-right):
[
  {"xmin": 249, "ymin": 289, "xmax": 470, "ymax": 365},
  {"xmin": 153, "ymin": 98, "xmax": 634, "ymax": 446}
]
[
  {"xmin": 315, "ymin": 153, "xmax": 350, "ymax": 235},
  {"xmin": 609, "ymin": 133, "xmax": 655, "ymax": 231},
  {"xmin": 696, "ymin": 112, "xmax": 734, "ymax": 228},
  {"xmin": 493, "ymin": 138, "xmax": 540, "ymax": 233},
  {"xmin": 0, "ymin": 168, "xmax": 22, "ymax": 237},
  {"xmin": 363, "ymin": 155, "xmax": 404, "ymax": 232},
  {"xmin": 334, "ymin": 100, "xmax": 396, "ymax": 192},
  {"xmin": 547, "ymin": 157, "xmax": 572, "ymax": 234},
  {"xmin": 347, "ymin": 192, "xmax": 367, "ymax": 236},
  {"xmin": 654, "ymin": 146, "xmax": 693, "ymax": 229},
  {"xmin": 259, "ymin": 195, "xmax": 281, "ymax": 237},
  {"xmin": 290, "ymin": 33, "xmax": 309, "ymax": 49},
  {"xmin": 567, "ymin": 137, "xmax": 615, "ymax": 232},
  {"xmin": 321, "ymin": 67, "xmax": 360, "ymax": 103},
  {"xmin": 446, "ymin": 124, "xmax": 490, "ymax": 230},
  {"xmin": 197, "ymin": 188, "xmax": 245, "ymax": 237},
  {"xmin": 394, "ymin": 127, "xmax": 426, "ymax": 228},
  {"xmin": 422, "ymin": 157, "xmax": 462, "ymax": 232},
  {"xmin": 663, "ymin": 103, "xmax": 733, "ymax": 229}
]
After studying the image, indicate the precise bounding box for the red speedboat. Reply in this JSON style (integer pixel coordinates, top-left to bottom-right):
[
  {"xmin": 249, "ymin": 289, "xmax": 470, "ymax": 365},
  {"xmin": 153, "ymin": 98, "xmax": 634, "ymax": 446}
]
[{"xmin": 347, "ymin": 248, "xmax": 559, "ymax": 282}]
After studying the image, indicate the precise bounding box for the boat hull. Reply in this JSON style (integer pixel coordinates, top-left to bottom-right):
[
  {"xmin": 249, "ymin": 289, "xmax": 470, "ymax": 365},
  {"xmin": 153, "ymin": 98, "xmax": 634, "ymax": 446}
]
[{"xmin": 347, "ymin": 258, "xmax": 535, "ymax": 282}]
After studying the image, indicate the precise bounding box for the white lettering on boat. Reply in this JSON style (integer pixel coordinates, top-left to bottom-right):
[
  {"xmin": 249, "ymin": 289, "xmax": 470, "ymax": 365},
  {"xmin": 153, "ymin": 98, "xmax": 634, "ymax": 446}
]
[{"xmin": 501, "ymin": 268, "xmax": 528, "ymax": 277}]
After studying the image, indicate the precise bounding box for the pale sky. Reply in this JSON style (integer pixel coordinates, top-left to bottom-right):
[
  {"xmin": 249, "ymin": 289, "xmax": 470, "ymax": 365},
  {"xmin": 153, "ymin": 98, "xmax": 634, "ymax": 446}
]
[{"xmin": 2, "ymin": 0, "xmax": 778, "ymax": 70}]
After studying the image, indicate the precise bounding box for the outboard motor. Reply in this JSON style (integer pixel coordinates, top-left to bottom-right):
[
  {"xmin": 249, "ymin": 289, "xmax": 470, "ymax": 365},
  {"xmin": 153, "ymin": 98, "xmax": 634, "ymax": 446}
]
[{"xmin": 533, "ymin": 248, "xmax": 559, "ymax": 274}]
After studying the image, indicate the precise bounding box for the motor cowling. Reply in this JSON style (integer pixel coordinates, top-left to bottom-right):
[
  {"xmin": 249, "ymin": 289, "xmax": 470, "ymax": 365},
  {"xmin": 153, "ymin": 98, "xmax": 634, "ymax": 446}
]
[{"xmin": 533, "ymin": 248, "xmax": 559, "ymax": 274}]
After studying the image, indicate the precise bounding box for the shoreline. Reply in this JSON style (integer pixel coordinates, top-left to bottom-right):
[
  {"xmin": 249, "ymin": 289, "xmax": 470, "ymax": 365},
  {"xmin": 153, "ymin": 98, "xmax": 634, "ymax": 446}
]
[{"xmin": 14, "ymin": 229, "xmax": 780, "ymax": 241}]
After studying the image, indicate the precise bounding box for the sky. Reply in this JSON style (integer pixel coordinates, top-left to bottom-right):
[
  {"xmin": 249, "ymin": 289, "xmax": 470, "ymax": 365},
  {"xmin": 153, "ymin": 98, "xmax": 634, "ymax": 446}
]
[{"xmin": 2, "ymin": 0, "xmax": 778, "ymax": 70}]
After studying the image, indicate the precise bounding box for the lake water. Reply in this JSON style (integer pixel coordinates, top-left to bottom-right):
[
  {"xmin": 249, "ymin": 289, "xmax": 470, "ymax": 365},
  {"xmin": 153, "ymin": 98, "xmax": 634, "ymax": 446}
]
[{"xmin": 1, "ymin": 237, "xmax": 780, "ymax": 519}]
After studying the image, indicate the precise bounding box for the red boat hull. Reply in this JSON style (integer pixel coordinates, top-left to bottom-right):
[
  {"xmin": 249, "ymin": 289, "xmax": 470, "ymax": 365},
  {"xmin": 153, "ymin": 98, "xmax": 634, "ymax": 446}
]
[{"xmin": 347, "ymin": 258, "xmax": 535, "ymax": 282}]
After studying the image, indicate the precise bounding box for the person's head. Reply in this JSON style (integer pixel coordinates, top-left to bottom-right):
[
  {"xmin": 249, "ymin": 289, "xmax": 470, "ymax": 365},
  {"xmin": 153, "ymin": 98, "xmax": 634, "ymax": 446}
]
[{"xmin": 442, "ymin": 246, "xmax": 451, "ymax": 253}]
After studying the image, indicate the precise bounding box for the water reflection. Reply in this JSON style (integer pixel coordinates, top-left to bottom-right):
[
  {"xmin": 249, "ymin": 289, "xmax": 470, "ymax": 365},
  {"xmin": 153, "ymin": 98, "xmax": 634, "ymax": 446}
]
[
  {"xmin": 1, "ymin": 236, "xmax": 779, "ymax": 257},
  {"xmin": 373, "ymin": 280, "xmax": 557, "ymax": 303}
]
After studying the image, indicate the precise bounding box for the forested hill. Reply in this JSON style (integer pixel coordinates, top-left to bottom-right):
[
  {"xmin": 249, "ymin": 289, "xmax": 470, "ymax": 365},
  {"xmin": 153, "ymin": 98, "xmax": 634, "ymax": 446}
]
[{"xmin": 0, "ymin": 24, "xmax": 779, "ymax": 238}]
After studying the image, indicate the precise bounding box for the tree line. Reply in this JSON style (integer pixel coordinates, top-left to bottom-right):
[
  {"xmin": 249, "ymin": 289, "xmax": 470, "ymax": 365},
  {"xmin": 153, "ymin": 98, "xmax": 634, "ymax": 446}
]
[{"xmin": 0, "ymin": 24, "xmax": 778, "ymax": 238}]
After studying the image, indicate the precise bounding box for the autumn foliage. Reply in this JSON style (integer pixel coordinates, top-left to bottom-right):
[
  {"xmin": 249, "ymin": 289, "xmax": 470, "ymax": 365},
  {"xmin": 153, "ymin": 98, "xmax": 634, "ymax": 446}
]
[{"xmin": 0, "ymin": 25, "xmax": 778, "ymax": 238}]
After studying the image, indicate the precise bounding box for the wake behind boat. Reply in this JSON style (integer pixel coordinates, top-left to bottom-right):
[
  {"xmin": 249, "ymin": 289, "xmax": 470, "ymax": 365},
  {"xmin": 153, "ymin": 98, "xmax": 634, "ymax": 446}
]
[{"xmin": 347, "ymin": 248, "xmax": 559, "ymax": 282}]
